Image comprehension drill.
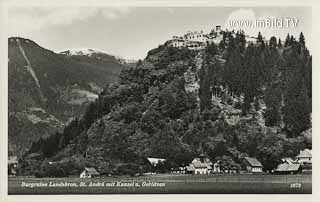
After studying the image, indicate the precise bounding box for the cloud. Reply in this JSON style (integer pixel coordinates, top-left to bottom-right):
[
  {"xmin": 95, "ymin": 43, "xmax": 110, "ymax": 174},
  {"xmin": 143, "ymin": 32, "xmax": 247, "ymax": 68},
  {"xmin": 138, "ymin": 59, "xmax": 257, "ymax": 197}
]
[
  {"xmin": 100, "ymin": 7, "xmax": 132, "ymax": 20},
  {"xmin": 8, "ymin": 7, "xmax": 132, "ymax": 36},
  {"xmin": 8, "ymin": 7, "xmax": 98, "ymax": 36}
]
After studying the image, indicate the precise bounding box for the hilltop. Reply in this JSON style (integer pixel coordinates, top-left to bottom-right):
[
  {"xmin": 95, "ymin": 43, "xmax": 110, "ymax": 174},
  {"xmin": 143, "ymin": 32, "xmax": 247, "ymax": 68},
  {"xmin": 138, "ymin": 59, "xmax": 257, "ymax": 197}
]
[{"xmin": 18, "ymin": 30, "xmax": 312, "ymax": 177}]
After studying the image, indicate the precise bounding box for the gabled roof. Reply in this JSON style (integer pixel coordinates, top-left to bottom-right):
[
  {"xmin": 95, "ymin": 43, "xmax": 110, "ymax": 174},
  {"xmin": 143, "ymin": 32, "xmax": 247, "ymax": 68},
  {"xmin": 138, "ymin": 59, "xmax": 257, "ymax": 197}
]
[
  {"xmin": 84, "ymin": 167, "xmax": 100, "ymax": 175},
  {"xmin": 275, "ymin": 163, "xmax": 301, "ymax": 172},
  {"xmin": 8, "ymin": 156, "xmax": 18, "ymax": 164},
  {"xmin": 192, "ymin": 162, "xmax": 211, "ymax": 169},
  {"xmin": 192, "ymin": 157, "xmax": 211, "ymax": 164},
  {"xmin": 296, "ymin": 149, "xmax": 312, "ymax": 158},
  {"xmin": 244, "ymin": 157, "xmax": 263, "ymax": 167},
  {"xmin": 281, "ymin": 157, "xmax": 296, "ymax": 164},
  {"xmin": 186, "ymin": 165, "xmax": 195, "ymax": 171},
  {"xmin": 147, "ymin": 158, "xmax": 166, "ymax": 166}
]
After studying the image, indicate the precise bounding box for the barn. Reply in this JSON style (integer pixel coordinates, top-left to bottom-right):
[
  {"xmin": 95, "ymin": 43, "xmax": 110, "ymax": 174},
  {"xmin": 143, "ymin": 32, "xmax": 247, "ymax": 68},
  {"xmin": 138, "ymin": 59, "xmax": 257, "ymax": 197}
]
[
  {"xmin": 243, "ymin": 157, "xmax": 263, "ymax": 173},
  {"xmin": 79, "ymin": 167, "xmax": 100, "ymax": 178},
  {"xmin": 147, "ymin": 158, "xmax": 166, "ymax": 167},
  {"xmin": 296, "ymin": 149, "xmax": 312, "ymax": 164},
  {"xmin": 275, "ymin": 163, "xmax": 302, "ymax": 174}
]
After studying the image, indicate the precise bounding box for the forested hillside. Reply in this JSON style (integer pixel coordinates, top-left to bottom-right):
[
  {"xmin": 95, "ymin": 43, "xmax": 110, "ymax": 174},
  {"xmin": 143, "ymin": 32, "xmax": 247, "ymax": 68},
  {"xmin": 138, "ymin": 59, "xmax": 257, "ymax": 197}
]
[
  {"xmin": 8, "ymin": 37, "xmax": 124, "ymax": 158},
  {"xmin": 19, "ymin": 31, "xmax": 312, "ymax": 177}
]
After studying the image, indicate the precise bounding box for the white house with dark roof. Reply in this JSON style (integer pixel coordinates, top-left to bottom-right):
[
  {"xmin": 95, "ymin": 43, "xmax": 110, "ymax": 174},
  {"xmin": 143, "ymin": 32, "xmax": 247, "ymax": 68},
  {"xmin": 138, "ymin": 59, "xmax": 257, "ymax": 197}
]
[
  {"xmin": 243, "ymin": 157, "xmax": 263, "ymax": 173},
  {"xmin": 80, "ymin": 167, "xmax": 100, "ymax": 178},
  {"xmin": 186, "ymin": 154, "xmax": 212, "ymax": 175},
  {"xmin": 147, "ymin": 158, "xmax": 166, "ymax": 167},
  {"xmin": 296, "ymin": 149, "xmax": 312, "ymax": 164},
  {"xmin": 8, "ymin": 155, "xmax": 18, "ymax": 176}
]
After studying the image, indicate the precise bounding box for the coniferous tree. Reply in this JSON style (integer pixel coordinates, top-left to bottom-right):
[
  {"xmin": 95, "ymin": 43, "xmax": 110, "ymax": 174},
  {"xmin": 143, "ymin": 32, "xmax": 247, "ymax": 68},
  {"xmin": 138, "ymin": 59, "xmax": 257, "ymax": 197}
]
[
  {"xmin": 305, "ymin": 57, "xmax": 312, "ymax": 98},
  {"xmin": 265, "ymin": 81, "xmax": 282, "ymax": 126},
  {"xmin": 269, "ymin": 36, "xmax": 277, "ymax": 48},
  {"xmin": 278, "ymin": 38, "xmax": 282, "ymax": 48},
  {"xmin": 299, "ymin": 32, "xmax": 305, "ymax": 47},
  {"xmin": 241, "ymin": 44, "xmax": 259, "ymax": 114},
  {"xmin": 284, "ymin": 77, "xmax": 311, "ymax": 137},
  {"xmin": 284, "ymin": 34, "xmax": 291, "ymax": 47}
]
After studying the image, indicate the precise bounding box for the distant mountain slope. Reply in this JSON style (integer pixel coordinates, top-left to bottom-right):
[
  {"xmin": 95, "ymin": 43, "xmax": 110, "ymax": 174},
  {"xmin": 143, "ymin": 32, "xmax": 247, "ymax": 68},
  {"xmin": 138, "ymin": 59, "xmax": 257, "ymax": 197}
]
[{"xmin": 8, "ymin": 37, "xmax": 124, "ymax": 157}]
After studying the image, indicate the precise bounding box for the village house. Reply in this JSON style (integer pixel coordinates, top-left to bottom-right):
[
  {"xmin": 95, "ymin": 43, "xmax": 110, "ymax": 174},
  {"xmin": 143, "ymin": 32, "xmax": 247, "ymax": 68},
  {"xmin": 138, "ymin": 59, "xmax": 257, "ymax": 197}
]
[
  {"xmin": 147, "ymin": 157, "xmax": 166, "ymax": 166},
  {"xmin": 79, "ymin": 167, "xmax": 100, "ymax": 178},
  {"xmin": 171, "ymin": 167, "xmax": 186, "ymax": 174},
  {"xmin": 274, "ymin": 163, "xmax": 302, "ymax": 175},
  {"xmin": 281, "ymin": 157, "xmax": 296, "ymax": 165},
  {"xmin": 186, "ymin": 154, "xmax": 212, "ymax": 175},
  {"xmin": 243, "ymin": 157, "xmax": 263, "ymax": 173},
  {"xmin": 144, "ymin": 157, "xmax": 167, "ymax": 175},
  {"xmin": 212, "ymin": 161, "xmax": 221, "ymax": 173},
  {"xmin": 273, "ymin": 150, "xmax": 312, "ymax": 175},
  {"xmin": 296, "ymin": 149, "xmax": 312, "ymax": 164},
  {"xmin": 8, "ymin": 155, "xmax": 18, "ymax": 176},
  {"xmin": 295, "ymin": 149, "xmax": 312, "ymax": 173}
]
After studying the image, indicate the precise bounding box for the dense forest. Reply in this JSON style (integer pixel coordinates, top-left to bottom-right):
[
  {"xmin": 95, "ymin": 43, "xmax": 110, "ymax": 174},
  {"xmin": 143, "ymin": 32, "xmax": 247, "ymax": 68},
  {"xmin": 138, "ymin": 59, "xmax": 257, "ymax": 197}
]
[{"xmin": 19, "ymin": 30, "xmax": 312, "ymax": 177}]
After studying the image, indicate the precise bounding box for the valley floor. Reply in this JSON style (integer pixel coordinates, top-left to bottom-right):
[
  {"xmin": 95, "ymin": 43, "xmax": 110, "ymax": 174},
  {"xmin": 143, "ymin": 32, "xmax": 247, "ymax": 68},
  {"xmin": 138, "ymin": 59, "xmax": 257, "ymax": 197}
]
[{"xmin": 8, "ymin": 174, "xmax": 311, "ymax": 194}]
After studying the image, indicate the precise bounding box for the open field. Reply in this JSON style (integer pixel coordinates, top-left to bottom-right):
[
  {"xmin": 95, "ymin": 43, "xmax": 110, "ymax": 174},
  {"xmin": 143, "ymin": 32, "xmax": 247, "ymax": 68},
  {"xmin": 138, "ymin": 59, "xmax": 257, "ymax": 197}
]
[{"xmin": 8, "ymin": 174, "xmax": 312, "ymax": 194}]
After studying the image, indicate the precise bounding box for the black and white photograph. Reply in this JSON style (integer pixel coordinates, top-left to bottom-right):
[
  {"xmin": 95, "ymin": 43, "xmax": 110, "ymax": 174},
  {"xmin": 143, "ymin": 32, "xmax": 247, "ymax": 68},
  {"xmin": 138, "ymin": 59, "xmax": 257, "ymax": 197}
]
[{"xmin": 1, "ymin": 1, "xmax": 316, "ymax": 197}]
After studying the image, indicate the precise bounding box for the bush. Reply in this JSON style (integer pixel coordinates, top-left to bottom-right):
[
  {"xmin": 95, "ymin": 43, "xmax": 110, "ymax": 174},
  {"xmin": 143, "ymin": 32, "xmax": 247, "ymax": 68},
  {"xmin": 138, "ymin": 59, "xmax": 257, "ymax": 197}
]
[
  {"xmin": 40, "ymin": 163, "xmax": 68, "ymax": 177},
  {"xmin": 34, "ymin": 171, "xmax": 45, "ymax": 178}
]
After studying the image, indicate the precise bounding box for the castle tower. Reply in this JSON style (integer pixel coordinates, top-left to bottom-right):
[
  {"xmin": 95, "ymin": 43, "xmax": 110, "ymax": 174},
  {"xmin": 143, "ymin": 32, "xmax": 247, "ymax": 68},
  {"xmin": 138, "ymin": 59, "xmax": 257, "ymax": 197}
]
[{"xmin": 216, "ymin": 25, "xmax": 221, "ymax": 33}]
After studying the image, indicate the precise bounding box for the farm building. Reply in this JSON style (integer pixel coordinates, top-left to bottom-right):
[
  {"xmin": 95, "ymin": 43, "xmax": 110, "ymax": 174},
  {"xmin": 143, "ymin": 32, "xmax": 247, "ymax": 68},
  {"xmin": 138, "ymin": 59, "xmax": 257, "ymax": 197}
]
[
  {"xmin": 80, "ymin": 167, "xmax": 100, "ymax": 178},
  {"xmin": 296, "ymin": 149, "xmax": 312, "ymax": 164},
  {"xmin": 295, "ymin": 149, "xmax": 312, "ymax": 173},
  {"xmin": 171, "ymin": 167, "xmax": 186, "ymax": 174},
  {"xmin": 8, "ymin": 156, "xmax": 18, "ymax": 176},
  {"xmin": 243, "ymin": 157, "xmax": 263, "ymax": 173},
  {"xmin": 301, "ymin": 162, "xmax": 312, "ymax": 174},
  {"xmin": 147, "ymin": 157, "xmax": 166, "ymax": 167},
  {"xmin": 274, "ymin": 163, "xmax": 302, "ymax": 174},
  {"xmin": 212, "ymin": 161, "xmax": 221, "ymax": 173},
  {"xmin": 281, "ymin": 157, "xmax": 296, "ymax": 164},
  {"xmin": 186, "ymin": 154, "xmax": 212, "ymax": 175}
]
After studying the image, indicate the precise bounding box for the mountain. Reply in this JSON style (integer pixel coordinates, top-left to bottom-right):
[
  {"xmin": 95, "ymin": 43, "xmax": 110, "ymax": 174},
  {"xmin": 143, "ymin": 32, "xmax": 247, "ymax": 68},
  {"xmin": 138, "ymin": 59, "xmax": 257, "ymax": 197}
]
[
  {"xmin": 8, "ymin": 37, "xmax": 125, "ymax": 158},
  {"xmin": 19, "ymin": 31, "xmax": 312, "ymax": 177},
  {"xmin": 60, "ymin": 48, "xmax": 138, "ymax": 68},
  {"xmin": 59, "ymin": 48, "xmax": 110, "ymax": 56}
]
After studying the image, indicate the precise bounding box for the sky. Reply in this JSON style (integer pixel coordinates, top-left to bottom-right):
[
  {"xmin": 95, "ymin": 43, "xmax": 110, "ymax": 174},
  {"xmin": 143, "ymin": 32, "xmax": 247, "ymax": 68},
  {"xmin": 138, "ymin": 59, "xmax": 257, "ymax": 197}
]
[{"xmin": 8, "ymin": 7, "xmax": 312, "ymax": 60}]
